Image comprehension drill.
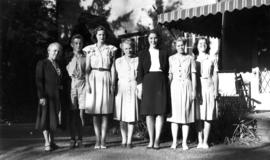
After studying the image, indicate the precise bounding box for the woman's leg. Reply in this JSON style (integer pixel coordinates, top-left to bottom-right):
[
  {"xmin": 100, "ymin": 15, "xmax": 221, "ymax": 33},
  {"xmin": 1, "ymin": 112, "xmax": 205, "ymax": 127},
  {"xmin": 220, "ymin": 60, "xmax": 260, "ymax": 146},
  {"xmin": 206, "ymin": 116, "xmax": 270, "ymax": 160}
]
[
  {"xmin": 93, "ymin": 115, "xmax": 101, "ymax": 147},
  {"xmin": 170, "ymin": 123, "xmax": 178, "ymax": 149},
  {"xmin": 101, "ymin": 115, "xmax": 108, "ymax": 147},
  {"xmin": 203, "ymin": 120, "xmax": 211, "ymax": 148},
  {"xmin": 120, "ymin": 121, "xmax": 127, "ymax": 145},
  {"xmin": 43, "ymin": 130, "xmax": 50, "ymax": 146},
  {"xmin": 154, "ymin": 115, "xmax": 164, "ymax": 148},
  {"xmin": 146, "ymin": 115, "xmax": 155, "ymax": 147},
  {"xmin": 197, "ymin": 120, "xmax": 203, "ymax": 148},
  {"xmin": 182, "ymin": 124, "xmax": 190, "ymax": 150},
  {"xmin": 127, "ymin": 123, "xmax": 134, "ymax": 145}
]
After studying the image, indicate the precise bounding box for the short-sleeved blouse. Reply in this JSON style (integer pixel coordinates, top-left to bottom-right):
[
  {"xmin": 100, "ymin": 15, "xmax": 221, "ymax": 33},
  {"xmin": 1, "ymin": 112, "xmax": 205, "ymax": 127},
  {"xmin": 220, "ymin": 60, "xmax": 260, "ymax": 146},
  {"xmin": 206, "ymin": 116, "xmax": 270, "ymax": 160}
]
[{"xmin": 83, "ymin": 44, "xmax": 117, "ymax": 70}]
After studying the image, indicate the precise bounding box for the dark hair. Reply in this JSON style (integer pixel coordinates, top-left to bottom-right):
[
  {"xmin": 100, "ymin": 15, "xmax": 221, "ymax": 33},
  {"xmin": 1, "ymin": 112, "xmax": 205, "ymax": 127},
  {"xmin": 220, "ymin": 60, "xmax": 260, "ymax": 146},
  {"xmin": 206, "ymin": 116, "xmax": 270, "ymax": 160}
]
[
  {"xmin": 192, "ymin": 37, "xmax": 210, "ymax": 56},
  {"xmin": 91, "ymin": 25, "xmax": 108, "ymax": 43},
  {"xmin": 71, "ymin": 34, "xmax": 84, "ymax": 43},
  {"xmin": 147, "ymin": 29, "xmax": 162, "ymax": 49}
]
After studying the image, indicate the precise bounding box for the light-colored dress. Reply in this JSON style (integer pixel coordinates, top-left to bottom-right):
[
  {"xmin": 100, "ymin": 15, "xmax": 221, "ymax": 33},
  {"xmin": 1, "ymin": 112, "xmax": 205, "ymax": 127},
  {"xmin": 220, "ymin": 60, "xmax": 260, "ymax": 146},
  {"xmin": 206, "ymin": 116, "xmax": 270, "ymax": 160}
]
[
  {"xmin": 114, "ymin": 56, "xmax": 139, "ymax": 122},
  {"xmin": 167, "ymin": 54, "xmax": 196, "ymax": 124},
  {"xmin": 195, "ymin": 54, "xmax": 219, "ymax": 120},
  {"xmin": 83, "ymin": 44, "xmax": 117, "ymax": 114}
]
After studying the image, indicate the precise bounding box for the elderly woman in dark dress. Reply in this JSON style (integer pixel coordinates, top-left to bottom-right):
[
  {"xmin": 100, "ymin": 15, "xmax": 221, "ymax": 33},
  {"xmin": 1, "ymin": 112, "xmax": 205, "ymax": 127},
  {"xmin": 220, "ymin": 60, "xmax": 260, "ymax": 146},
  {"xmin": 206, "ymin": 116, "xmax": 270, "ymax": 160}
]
[
  {"xmin": 137, "ymin": 30, "xmax": 169, "ymax": 149},
  {"xmin": 35, "ymin": 42, "xmax": 63, "ymax": 151}
]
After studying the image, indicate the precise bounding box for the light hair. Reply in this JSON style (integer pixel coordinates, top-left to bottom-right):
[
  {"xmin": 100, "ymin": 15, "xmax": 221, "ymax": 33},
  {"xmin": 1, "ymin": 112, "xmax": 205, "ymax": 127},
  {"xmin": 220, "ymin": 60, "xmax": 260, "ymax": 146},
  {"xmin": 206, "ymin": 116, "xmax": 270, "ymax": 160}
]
[
  {"xmin": 174, "ymin": 37, "xmax": 187, "ymax": 45},
  {"xmin": 47, "ymin": 42, "xmax": 62, "ymax": 52},
  {"xmin": 120, "ymin": 38, "xmax": 135, "ymax": 50}
]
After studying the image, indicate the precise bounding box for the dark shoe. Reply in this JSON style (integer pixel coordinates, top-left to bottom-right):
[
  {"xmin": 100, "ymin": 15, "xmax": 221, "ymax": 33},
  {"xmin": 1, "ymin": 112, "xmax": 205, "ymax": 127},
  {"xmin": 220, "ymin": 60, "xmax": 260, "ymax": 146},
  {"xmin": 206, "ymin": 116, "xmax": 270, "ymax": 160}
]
[
  {"xmin": 69, "ymin": 140, "xmax": 76, "ymax": 149},
  {"xmin": 146, "ymin": 146, "xmax": 153, "ymax": 149},
  {"xmin": 126, "ymin": 144, "xmax": 133, "ymax": 149},
  {"xmin": 76, "ymin": 140, "xmax": 83, "ymax": 148},
  {"xmin": 51, "ymin": 143, "xmax": 59, "ymax": 150}
]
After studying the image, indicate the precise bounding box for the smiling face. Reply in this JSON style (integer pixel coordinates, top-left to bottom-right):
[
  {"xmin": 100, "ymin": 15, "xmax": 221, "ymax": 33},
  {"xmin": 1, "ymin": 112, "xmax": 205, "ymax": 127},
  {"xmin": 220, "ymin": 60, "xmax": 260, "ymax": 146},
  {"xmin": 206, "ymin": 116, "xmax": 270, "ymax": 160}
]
[
  {"xmin": 96, "ymin": 30, "xmax": 106, "ymax": 43},
  {"xmin": 197, "ymin": 39, "xmax": 207, "ymax": 53},
  {"xmin": 176, "ymin": 40, "xmax": 185, "ymax": 54},
  {"xmin": 71, "ymin": 38, "xmax": 83, "ymax": 52},
  {"xmin": 122, "ymin": 43, "xmax": 133, "ymax": 57},
  {"xmin": 148, "ymin": 33, "xmax": 158, "ymax": 48},
  {"xmin": 48, "ymin": 44, "xmax": 61, "ymax": 61}
]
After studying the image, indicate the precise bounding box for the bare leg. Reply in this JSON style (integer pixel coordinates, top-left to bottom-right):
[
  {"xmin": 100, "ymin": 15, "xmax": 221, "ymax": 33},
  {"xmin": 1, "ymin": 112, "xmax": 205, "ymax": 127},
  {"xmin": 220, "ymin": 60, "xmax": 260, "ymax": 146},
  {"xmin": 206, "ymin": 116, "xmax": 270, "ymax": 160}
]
[
  {"xmin": 93, "ymin": 116, "xmax": 101, "ymax": 147},
  {"xmin": 182, "ymin": 124, "xmax": 189, "ymax": 150},
  {"xmin": 43, "ymin": 130, "xmax": 50, "ymax": 146},
  {"xmin": 120, "ymin": 121, "xmax": 127, "ymax": 145},
  {"xmin": 101, "ymin": 115, "xmax": 108, "ymax": 147},
  {"xmin": 154, "ymin": 115, "xmax": 164, "ymax": 148},
  {"xmin": 49, "ymin": 131, "xmax": 54, "ymax": 145},
  {"xmin": 146, "ymin": 115, "xmax": 155, "ymax": 148},
  {"xmin": 197, "ymin": 120, "xmax": 203, "ymax": 148},
  {"xmin": 203, "ymin": 121, "xmax": 211, "ymax": 149},
  {"xmin": 127, "ymin": 123, "xmax": 134, "ymax": 145},
  {"xmin": 170, "ymin": 123, "xmax": 178, "ymax": 149}
]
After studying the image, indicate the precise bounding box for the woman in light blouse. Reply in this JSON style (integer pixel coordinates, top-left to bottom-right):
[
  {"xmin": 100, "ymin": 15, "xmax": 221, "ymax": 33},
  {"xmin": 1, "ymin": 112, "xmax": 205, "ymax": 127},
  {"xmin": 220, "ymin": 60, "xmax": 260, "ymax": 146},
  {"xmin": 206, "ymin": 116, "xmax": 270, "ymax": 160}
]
[
  {"xmin": 167, "ymin": 38, "xmax": 196, "ymax": 150},
  {"xmin": 136, "ymin": 30, "xmax": 169, "ymax": 149},
  {"xmin": 193, "ymin": 37, "xmax": 219, "ymax": 149},
  {"xmin": 83, "ymin": 26, "xmax": 117, "ymax": 149}
]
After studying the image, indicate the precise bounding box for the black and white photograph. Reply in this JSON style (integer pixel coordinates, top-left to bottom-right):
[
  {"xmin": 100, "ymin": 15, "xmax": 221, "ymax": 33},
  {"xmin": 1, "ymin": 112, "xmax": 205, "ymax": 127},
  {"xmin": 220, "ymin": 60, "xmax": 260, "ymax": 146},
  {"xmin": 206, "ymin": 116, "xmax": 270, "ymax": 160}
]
[{"xmin": 1, "ymin": 0, "xmax": 270, "ymax": 159}]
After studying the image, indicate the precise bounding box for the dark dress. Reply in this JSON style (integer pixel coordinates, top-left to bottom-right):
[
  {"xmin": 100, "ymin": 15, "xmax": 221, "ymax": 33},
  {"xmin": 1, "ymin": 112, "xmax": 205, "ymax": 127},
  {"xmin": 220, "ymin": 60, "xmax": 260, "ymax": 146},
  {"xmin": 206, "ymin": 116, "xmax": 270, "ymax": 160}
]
[
  {"xmin": 136, "ymin": 49, "xmax": 170, "ymax": 115},
  {"xmin": 35, "ymin": 59, "xmax": 62, "ymax": 131}
]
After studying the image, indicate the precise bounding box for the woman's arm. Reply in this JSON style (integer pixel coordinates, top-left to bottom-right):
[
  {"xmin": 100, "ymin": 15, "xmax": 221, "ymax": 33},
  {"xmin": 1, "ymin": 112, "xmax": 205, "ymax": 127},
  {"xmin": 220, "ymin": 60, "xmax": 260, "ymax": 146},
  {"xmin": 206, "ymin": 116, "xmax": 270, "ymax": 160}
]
[
  {"xmin": 191, "ymin": 58, "xmax": 197, "ymax": 100},
  {"xmin": 35, "ymin": 60, "xmax": 46, "ymax": 105},
  {"xmin": 136, "ymin": 51, "xmax": 144, "ymax": 84}
]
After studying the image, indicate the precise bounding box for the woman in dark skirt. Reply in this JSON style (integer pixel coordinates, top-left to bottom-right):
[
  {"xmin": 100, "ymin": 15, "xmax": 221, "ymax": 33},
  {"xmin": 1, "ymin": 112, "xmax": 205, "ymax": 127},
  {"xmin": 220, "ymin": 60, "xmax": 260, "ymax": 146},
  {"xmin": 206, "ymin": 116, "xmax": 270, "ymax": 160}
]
[
  {"xmin": 35, "ymin": 42, "xmax": 63, "ymax": 151},
  {"xmin": 136, "ymin": 30, "xmax": 169, "ymax": 149}
]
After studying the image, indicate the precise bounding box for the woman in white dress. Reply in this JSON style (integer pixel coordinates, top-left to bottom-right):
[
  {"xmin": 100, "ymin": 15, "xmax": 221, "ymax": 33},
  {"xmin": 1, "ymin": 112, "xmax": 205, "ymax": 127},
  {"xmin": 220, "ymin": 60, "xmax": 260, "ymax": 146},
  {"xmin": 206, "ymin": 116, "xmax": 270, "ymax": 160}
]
[
  {"xmin": 167, "ymin": 38, "xmax": 196, "ymax": 150},
  {"xmin": 114, "ymin": 39, "xmax": 139, "ymax": 148},
  {"xmin": 193, "ymin": 37, "xmax": 219, "ymax": 149},
  {"xmin": 83, "ymin": 26, "xmax": 117, "ymax": 149}
]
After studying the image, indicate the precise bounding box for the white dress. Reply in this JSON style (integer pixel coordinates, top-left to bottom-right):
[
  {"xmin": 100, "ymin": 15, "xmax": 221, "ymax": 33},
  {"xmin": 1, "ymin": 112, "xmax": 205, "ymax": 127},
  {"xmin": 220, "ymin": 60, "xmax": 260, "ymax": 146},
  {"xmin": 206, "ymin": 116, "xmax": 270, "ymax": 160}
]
[
  {"xmin": 83, "ymin": 44, "xmax": 117, "ymax": 114},
  {"xmin": 195, "ymin": 54, "xmax": 219, "ymax": 120},
  {"xmin": 114, "ymin": 56, "xmax": 139, "ymax": 122},
  {"xmin": 167, "ymin": 54, "xmax": 196, "ymax": 124}
]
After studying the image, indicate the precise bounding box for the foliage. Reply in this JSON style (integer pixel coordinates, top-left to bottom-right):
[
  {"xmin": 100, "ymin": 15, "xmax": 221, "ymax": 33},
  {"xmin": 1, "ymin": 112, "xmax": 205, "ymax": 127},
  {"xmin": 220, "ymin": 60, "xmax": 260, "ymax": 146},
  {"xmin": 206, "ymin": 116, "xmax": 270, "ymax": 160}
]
[{"xmin": 1, "ymin": 0, "xmax": 57, "ymax": 122}]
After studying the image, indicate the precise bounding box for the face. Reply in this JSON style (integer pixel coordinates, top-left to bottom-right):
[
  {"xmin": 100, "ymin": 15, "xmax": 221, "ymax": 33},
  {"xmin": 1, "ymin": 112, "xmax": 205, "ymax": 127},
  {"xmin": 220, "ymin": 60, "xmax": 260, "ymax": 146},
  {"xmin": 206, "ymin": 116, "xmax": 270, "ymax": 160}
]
[
  {"xmin": 71, "ymin": 38, "xmax": 83, "ymax": 52},
  {"xmin": 197, "ymin": 39, "xmax": 207, "ymax": 53},
  {"xmin": 48, "ymin": 44, "xmax": 61, "ymax": 61},
  {"xmin": 176, "ymin": 41, "xmax": 185, "ymax": 54},
  {"xmin": 122, "ymin": 43, "xmax": 133, "ymax": 56},
  {"xmin": 96, "ymin": 30, "xmax": 106, "ymax": 43},
  {"xmin": 148, "ymin": 33, "xmax": 158, "ymax": 48}
]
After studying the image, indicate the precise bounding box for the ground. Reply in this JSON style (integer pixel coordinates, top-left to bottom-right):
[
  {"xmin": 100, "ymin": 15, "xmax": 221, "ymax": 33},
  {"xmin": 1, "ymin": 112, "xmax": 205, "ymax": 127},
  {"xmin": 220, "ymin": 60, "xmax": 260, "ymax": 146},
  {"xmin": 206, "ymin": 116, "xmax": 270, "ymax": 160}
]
[{"xmin": 0, "ymin": 123, "xmax": 270, "ymax": 160}]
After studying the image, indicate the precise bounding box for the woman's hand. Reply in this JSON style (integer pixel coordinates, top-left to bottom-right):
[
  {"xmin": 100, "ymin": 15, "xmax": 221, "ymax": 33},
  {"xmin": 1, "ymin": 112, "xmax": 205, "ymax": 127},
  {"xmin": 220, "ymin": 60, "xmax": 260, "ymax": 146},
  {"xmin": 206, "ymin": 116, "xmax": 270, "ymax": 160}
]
[
  {"xmin": 39, "ymin": 98, "xmax": 46, "ymax": 106},
  {"xmin": 110, "ymin": 85, "xmax": 115, "ymax": 95},
  {"xmin": 137, "ymin": 84, "xmax": 142, "ymax": 99},
  {"xmin": 86, "ymin": 83, "xmax": 91, "ymax": 93},
  {"xmin": 192, "ymin": 90, "xmax": 196, "ymax": 101}
]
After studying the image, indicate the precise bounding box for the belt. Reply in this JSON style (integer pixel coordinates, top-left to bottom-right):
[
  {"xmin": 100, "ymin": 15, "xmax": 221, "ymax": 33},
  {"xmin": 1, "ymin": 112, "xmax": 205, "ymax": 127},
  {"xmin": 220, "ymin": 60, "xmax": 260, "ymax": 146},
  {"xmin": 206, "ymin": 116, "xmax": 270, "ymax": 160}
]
[{"xmin": 92, "ymin": 68, "xmax": 110, "ymax": 71}]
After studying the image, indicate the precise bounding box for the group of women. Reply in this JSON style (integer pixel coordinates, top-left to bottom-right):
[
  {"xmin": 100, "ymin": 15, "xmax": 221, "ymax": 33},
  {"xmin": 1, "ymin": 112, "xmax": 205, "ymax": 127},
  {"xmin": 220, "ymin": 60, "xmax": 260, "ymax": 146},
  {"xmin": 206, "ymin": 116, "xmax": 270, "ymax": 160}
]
[{"xmin": 35, "ymin": 26, "xmax": 219, "ymax": 151}]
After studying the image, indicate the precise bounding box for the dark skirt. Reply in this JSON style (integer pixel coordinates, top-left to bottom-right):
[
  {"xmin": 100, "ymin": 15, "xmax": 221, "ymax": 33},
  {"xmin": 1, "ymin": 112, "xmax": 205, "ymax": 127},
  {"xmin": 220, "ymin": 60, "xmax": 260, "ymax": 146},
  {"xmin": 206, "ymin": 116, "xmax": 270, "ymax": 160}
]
[
  {"xmin": 140, "ymin": 72, "xmax": 169, "ymax": 115},
  {"xmin": 35, "ymin": 100, "xmax": 59, "ymax": 131}
]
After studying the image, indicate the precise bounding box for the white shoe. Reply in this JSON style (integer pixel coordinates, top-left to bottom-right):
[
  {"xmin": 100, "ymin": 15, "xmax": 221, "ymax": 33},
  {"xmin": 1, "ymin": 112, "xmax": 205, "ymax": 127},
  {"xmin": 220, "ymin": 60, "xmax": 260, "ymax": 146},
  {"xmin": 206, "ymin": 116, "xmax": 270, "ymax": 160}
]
[
  {"xmin": 197, "ymin": 143, "xmax": 203, "ymax": 149},
  {"xmin": 182, "ymin": 144, "xmax": 189, "ymax": 150},
  {"xmin": 202, "ymin": 144, "xmax": 209, "ymax": 149}
]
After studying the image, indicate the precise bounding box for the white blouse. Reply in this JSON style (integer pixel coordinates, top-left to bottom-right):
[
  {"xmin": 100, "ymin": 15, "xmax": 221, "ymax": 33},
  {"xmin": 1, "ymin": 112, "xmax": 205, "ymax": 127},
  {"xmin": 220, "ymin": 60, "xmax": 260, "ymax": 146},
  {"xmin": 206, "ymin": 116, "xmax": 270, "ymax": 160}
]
[{"xmin": 149, "ymin": 47, "xmax": 162, "ymax": 72}]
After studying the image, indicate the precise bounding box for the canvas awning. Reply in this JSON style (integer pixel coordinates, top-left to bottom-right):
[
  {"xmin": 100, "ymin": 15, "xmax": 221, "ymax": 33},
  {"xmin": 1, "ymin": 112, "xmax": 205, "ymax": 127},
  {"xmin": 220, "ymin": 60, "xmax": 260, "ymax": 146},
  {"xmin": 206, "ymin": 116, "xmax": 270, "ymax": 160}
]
[{"xmin": 158, "ymin": 0, "xmax": 270, "ymax": 24}]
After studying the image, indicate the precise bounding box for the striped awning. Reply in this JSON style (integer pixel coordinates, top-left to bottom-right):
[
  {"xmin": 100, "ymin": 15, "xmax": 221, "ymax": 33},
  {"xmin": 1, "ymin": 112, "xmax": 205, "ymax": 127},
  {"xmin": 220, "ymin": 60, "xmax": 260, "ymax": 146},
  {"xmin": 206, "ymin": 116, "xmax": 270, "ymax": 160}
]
[{"xmin": 158, "ymin": 0, "xmax": 270, "ymax": 24}]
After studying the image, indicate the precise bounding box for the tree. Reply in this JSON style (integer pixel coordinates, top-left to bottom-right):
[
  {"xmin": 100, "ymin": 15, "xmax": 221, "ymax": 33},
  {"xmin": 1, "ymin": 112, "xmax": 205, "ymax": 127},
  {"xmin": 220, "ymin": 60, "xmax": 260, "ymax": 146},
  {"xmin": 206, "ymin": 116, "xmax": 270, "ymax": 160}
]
[{"xmin": 1, "ymin": 0, "xmax": 57, "ymax": 122}]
